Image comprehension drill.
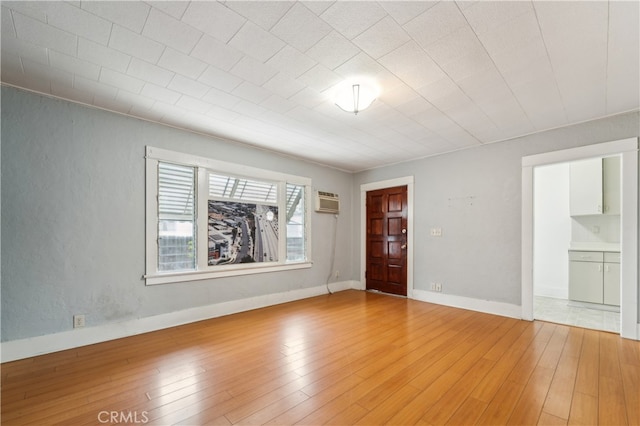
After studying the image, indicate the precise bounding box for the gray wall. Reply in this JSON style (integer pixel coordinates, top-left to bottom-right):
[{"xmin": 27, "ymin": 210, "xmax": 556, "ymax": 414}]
[
  {"xmin": 353, "ymin": 111, "xmax": 640, "ymax": 310},
  {"xmin": 1, "ymin": 86, "xmax": 354, "ymax": 341}
]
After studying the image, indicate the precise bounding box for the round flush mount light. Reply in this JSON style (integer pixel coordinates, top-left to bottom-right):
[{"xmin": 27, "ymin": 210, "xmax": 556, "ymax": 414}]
[{"xmin": 334, "ymin": 80, "xmax": 378, "ymax": 115}]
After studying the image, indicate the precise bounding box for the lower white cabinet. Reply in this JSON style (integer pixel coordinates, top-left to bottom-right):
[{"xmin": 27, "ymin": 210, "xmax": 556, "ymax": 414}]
[{"xmin": 568, "ymin": 250, "xmax": 620, "ymax": 306}]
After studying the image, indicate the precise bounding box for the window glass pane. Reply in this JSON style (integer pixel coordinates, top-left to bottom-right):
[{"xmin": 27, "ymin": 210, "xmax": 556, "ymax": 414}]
[
  {"xmin": 158, "ymin": 162, "xmax": 196, "ymax": 271},
  {"xmin": 286, "ymin": 184, "xmax": 305, "ymax": 261},
  {"xmin": 209, "ymin": 173, "xmax": 277, "ymax": 204},
  {"xmin": 208, "ymin": 201, "xmax": 279, "ymax": 265}
]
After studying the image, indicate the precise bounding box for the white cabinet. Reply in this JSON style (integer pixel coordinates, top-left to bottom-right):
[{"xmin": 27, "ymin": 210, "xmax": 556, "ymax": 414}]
[
  {"xmin": 569, "ymin": 157, "xmax": 620, "ymax": 216},
  {"xmin": 568, "ymin": 250, "xmax": 620, "ymax": 306},
  {"xmin": 603, "ymin": 252, "xmax": 620, "ymax": 306}
]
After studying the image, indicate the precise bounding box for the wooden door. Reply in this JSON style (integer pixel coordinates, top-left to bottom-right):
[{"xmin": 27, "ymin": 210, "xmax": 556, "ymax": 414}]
[{"xmin": 366, "ymin": 185, "xmax": 408, "ymax": 296}]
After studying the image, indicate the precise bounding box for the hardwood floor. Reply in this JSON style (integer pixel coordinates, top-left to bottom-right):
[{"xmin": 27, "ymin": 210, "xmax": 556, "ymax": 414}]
[{"xmin": 2, "ymin": 290, "xmax": 638, "ymax": 425}]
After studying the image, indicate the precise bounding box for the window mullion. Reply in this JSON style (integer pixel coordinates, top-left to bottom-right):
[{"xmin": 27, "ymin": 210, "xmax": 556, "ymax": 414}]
[{"xmin": 197, "ymin": 167, "xmax": 209, "ymax": 272}]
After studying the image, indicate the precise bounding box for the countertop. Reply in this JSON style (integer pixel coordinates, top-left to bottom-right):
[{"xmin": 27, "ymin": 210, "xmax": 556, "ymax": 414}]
[{"xmin": 569, "ymin": 242, "xmax": 620, "ymax": 252}]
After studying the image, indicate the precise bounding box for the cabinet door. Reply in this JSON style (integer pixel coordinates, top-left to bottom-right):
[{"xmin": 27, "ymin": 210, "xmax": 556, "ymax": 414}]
[
  {"xmin": 569, "ymin": 261, "xmax": 603, "ymax": 303},
  {"xmin": 603, "ymin": 156, "xmax": 620, "ymax": 215},
  {"xmin": 603, "ymin": 262, "xmax": 620, "ymax": 306},
  {"xmin": 570, "ymin": 158, "xmax": 603, "ymax": 215}
]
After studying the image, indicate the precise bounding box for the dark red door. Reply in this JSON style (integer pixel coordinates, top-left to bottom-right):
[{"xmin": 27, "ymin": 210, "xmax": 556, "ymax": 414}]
[{"xmin": 366, "ymin": 185, "xmax": 408, "ymax": 296}]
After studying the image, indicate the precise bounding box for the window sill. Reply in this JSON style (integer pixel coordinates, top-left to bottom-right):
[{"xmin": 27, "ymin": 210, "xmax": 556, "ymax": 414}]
[{"xmin": 144, "ymin": 261, "xmax": 313, "ymax": 286}]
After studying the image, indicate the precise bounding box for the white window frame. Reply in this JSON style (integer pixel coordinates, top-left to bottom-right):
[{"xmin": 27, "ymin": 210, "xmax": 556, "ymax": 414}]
[{"xmin": 145, "ymin": 146, "xmax": 312, "ymax": 285}]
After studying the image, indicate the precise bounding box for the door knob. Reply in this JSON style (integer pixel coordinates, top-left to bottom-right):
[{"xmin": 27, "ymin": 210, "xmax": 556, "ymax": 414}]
[
  {"xmin": 401, "ymin": 244, "xmax": 407, "ymax": 249},
  {"xmin": 402, "ymin": 228, "xmax": 407, "ymax": 234}
]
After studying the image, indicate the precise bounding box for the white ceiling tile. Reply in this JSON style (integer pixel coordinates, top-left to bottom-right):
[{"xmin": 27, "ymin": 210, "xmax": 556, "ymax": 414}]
[
  {"xmin": 260, "ymin": 95, "xmax": 296, "ymax": 114},
  {"xmin": 2, "ymin": 1, "xmax": 47, "ymax": 23},
  {"xmin": 99, "ymin": 68, "xmax": 144, "ymax": 94},
  {"xmin": 228, "ymin": 22, "xmax": 285, "ymax": 62},
  {"xmin": 424, "ymin": 25, "xmax": 484, "ymax": 67},
  {"xmin": 270, "ymin": 3, "xmax": 333, "ymax": 51},
  {"xmin": 230, "ymin": 99, "xmax": 268, "ymax": 117},
  {"xmin": 320, "ymin": 2, "xmax": 387, "ymax": 40},
  {"xmin": 115, "ymin": 90, "xmax": 155, "ymax": 111},
  {"xmin": 606, "ymin": 1, "xmax": 640, "ymax": 114},
  {"xmin": 462, "ymin": 1, "xmax": 532, "ymax": 35},
  {"xmin": 394, "ymin": 96, "xmax": 435, "ymax": 118},
  {"xmin": 1, "ymin": 35, "xmax": 49, "ymax": 65},
  {"xmin": 297, "ymin": 64, "xmax": 342, "ymax": 92},
  {"xmin": 0, "ymin": 52, "xmax": 23, "ymax": 80},
  {"xmin": 202, "ymin": 87, "xmax": 242, "ymax": 108},
  {"xmin": 51, "ymin": 80, "xmax": 94, "ymax": 105},
  {"xmin": 73, "ymin": 75, "xmax": 119, "ymax": 99},
  {"xmin": 304, "ymin": 31, "xmax": 359, "ymax": 71},
  {"xmin": 109, "ymin": 25, "xmax": 164, "ymax": 64},
  {"xmin": 141, "ymin": 83, "xmax": 181, "ymax": 104},
  {"xmin": 379, "ymin": 41, "xmax": 446, "ymax": 88},
  {"xmin": 21, "ymin": 57, "xmax": 72, "ymax": 86},
  {"xmin": 45, "ymin": 2, "xmax": 112, "ymax": 45},
  {"xmin": 288, "ymin": 87, "xmax": 325, "ymax": 109},
  {"xmin": 379, "ymin": 1, "xmax": 438, "ymax": 26},
  {"xmin": 457, "ymin": 66, "xmax": 510, "ymax": 103},
  {"xmin": 225, "ymin": 1, "xmax": 294, "ymax": 31},
  {"xmin": 262, "ymin": 72, "xmax": 305, "ymax": 99},
  {"xmin": 333, "ymin": 52, "xmax": 383, "ymax": 79},
  {"xmin": 378, "ymin": 83, "xmax": 420, "ymax": 108},
  {"xmin": 13, "ymin": 11, "xmax": 77, "ymax": 55},
  {"xmin": 1, "ymin": 7, "xmax": 16, "ymax": 36},
  {"xmin": 168, "ymin": 74, "xmax": 209, "ymax": 99},
  {"xmin": 300, "ymin": 1, "xmax": 335, "ymax": 16},
  {"xmin": 142, "ymin": 8, "xmax": 202, "ymax": 54},
  {"xmin": 81, "ymin": 1, "xmax": 150, "ymax": 33},
  {"xmin": 229, "ymin": 56, "xmax": 278, "ymax": 86},
  {"xmin": 198, "ymin": 66, "xmax": 243, "ymax": 93},
  {"xmin": 148, "ymin": 1, "xmax": 189, "ymax": 20},
  {"xmin": 476, "ymin": 11, "xmax": 541, "ymax": 57},
  {"xmin": 78, "ymin": 38, "xmax": 131, "ymax": 73},
  {"xmin": 232, "ymin": 81, "xmax": 272, "ymax": 104},
  {"xmin": 157, "ymin": 48, "xmax": 207, "ymax": 80},
  {"xmin": 403, "ymin": 2, "xmax": 467, "ymax": 48},
  {"xmin": 176, "ymin": 95, "xmax": 212, "ymax": 114},
  {"xmin": 181, "ymin": 1, "xmax": 246, "ymax": 43},
  {"xmin": 127, "ymin": 58, "xmax": 174, "ymax": 87},
  {"xmin": 266, "ymin": 46, "xmax": 317, "ymax": 79},
  {"xmin": 191, "ymin": 35, "xmax": 243, "ymax": 71},
  {"xmin": 49, "ymin": 50, "xmax": 100, "ymax": 80},
  {"xmin": 353, "ymin": 16, "xmax": 411, "ymax": 59},
  {"xmin": 206, "ymin": 105, "xmax": 241, "ymax": 123}
]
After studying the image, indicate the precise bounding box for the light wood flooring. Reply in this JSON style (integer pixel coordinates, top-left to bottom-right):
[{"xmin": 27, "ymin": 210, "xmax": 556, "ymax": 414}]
[{"xmin": 2, "ymin": 290, "xmax": 639, "ymax": 425}]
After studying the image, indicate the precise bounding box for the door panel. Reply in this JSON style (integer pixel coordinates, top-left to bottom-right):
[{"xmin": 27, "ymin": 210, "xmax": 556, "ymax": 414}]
[{"xmin": 366, "ymin": 185, "xmax": 408, "ymax": 296}]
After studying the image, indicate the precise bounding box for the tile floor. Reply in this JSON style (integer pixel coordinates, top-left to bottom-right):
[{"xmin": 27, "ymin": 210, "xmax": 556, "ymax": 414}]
[{"xmin": 534, "ymin": 295, "xmax": 620, "ymax": 333}]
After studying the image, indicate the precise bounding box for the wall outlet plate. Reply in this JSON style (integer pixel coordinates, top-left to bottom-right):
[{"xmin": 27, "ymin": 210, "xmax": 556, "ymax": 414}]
[{"xmin": 73, "ymin": 314, "xmax": 85, "ymax": 328}]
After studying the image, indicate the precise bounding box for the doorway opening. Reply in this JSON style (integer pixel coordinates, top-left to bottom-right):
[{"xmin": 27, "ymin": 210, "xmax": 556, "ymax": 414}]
[
  {"xmin": 533, "ymin": 156, "xmax": 621, "ymax": 333},
  {"xmin": 522, "ymin": 138, "xmax": 638, "ymax": 340}
]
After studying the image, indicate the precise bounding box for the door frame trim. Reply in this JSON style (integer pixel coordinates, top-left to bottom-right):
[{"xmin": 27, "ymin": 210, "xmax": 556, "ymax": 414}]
[
  {"xmin": 521, "ymin": 137, "xmax": 638, "ymax": 340},
  {"xmin": 360, "ymin": 176, "xmax": 414, "ymax": 298}
]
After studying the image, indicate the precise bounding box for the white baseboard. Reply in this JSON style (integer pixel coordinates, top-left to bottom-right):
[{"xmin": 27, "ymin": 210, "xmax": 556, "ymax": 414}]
[
  {"xmin": 1, "ymin": 281, "xmax": 359, "ymax": 363},
  {"xmin": 412, "ymin": 289, "xmax": 523, "ymax": 319}
]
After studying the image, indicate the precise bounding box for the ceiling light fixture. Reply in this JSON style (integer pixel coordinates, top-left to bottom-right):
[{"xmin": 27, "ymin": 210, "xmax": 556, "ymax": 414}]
[{"xmin": 334, "ymin": 82, "xmax": 377, "ymax": 115}]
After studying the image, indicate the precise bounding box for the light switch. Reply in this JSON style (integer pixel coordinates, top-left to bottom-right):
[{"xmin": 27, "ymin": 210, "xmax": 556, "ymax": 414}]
[{"xmin": 430, "ymin": 227, "xmax": 442, "ymax": 237}]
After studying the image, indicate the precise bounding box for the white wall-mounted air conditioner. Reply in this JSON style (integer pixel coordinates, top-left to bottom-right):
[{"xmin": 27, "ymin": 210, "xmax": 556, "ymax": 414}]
[{"xmin": 315, "ymin": 191, "xmax": 340, "ymax": 214}]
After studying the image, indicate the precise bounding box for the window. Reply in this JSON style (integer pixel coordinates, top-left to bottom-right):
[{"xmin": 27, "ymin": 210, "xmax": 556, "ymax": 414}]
[{"xmin": 145, "ymin": 147, "xmax": 312, "ymax": 285}]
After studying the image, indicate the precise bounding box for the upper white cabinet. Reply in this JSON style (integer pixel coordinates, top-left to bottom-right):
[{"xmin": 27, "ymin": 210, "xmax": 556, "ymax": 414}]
[{"xmin": 569, "ymin": 156, "xmax": 620, "ymax": 216}]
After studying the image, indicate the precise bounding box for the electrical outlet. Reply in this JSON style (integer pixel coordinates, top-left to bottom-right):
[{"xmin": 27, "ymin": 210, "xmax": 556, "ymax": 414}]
[
  {"xmin": 435, "ymin": 283, "xmax": 442, "ymax": 292},
  {"xmin": 430, "ymin": 282, "xmax": 436, "ymax": 291},
  {"xmin": 335, "ymin": 270, "xmax": 340, "ymax": 279},
  {"xmin": 73, "ymin": 314, "xmax": 85, "ymax": 328}
]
